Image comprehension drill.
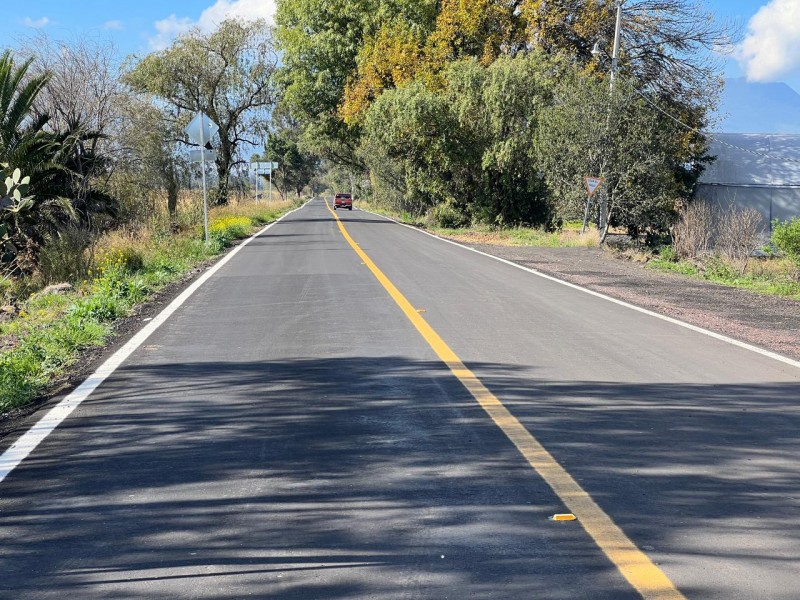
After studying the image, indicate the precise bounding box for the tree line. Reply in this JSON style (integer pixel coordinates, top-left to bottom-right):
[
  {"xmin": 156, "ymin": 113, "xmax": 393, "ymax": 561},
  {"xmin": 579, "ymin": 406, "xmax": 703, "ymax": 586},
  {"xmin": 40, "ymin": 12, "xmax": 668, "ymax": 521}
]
[
  {"xmin": 1, "ymin": 1, "xmax": 730, "ymax": 283},
  {"xmin": 275, "ymin": 0, "xmax": 729, "ymax": 239},
  {"xmin": 1, "ymin": 19, "xmax": 319, "ymax": 283}
]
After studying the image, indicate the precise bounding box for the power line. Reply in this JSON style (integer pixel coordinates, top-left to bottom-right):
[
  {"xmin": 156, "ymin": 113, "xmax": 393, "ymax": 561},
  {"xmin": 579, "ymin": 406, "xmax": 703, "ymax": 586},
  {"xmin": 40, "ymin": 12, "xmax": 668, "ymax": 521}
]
[{"xmin": 621, "ymin": 76, "xmax": 800, "ymax": 165}]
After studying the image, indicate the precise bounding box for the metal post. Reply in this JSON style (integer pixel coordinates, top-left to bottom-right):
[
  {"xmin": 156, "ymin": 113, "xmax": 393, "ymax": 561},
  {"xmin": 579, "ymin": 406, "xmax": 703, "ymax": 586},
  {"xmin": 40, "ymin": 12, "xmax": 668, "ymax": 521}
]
[
  {"xmin": 581, "ymin": 194, "xmax": 592, "ymax": 234},
  {"xmin": 199, "ymin": 113, "xmax": 209, "ymax": 245},
  {"xmin": 265, "ymin": 132, "xmax": 271, "ymax": 205},
  {"xmin": 254, "ymin": 166, "xmax": 259, "ymax": 203}
]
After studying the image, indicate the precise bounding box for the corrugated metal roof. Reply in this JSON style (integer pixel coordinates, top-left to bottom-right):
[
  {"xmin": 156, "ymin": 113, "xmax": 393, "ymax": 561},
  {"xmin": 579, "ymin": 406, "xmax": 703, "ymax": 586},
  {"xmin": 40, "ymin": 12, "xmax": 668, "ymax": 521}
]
[{"xmin": 699, "ymin": 133, "xmax": 800, "ymax": 187}]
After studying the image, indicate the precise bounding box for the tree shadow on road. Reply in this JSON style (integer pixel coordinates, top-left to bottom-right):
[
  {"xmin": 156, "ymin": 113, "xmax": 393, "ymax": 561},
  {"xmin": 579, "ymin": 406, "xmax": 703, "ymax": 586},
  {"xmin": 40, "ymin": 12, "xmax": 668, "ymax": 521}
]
[{"xmin": 2, "ymin": 355, "xmax": 799, "ymax": 599}]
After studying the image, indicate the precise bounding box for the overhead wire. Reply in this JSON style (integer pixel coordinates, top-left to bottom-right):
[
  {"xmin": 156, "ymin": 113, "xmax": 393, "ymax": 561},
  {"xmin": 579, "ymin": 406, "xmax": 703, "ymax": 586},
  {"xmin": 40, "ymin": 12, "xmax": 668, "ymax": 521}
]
[{"xmin": 619, "ymin": 74, "xmax": 800, "ymax": 165}]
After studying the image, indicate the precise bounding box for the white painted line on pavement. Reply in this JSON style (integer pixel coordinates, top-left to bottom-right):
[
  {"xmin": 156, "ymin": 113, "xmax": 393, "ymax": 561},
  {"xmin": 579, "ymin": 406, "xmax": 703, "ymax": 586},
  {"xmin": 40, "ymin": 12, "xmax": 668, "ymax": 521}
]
[
  {"xmin": 360, "ymin": 208, "xmax": 800, "ymax": 372},
  {"xmin": 0, "ymin": 201, "xmax": 310, "ymax": 486}
]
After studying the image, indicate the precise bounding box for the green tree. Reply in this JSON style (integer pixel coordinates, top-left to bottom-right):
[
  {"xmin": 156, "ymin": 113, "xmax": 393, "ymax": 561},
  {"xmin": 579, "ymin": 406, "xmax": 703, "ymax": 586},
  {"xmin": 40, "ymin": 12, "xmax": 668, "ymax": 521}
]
[
  {"xmin": 537, "ymin": 68, "xmax": 690, "ymax": 239},
  {"xmin": 361, "ymin": 80, "xmax": 463, "ymax": 217},
  {"xmin": 772, "ymin": 218, "xmax": 800, "ymax": 267},
  {"xmin": 113, "ymin": 96, "xmax": 187, "ymax": 226},
  {"xmin": 275, "ymin": 0, "xmax": 438, "ymax": 166},
  {"xmin": 361, "ymin": 54, "xmax": 556, "ymax": 226},
  {"xmin": 277, "ymin": 0, "xmax": 724, "ymax": 235},
  {"xmin": 124, "ymin": 19, "xmax": 279, "ymax": 204},
  {"xmin": 264, "ymin": 117, "xmax": 320, "ymax": 200},
  {"xmin": 446, "ymin": 54, "xmax": 554, "ymax": 225}
]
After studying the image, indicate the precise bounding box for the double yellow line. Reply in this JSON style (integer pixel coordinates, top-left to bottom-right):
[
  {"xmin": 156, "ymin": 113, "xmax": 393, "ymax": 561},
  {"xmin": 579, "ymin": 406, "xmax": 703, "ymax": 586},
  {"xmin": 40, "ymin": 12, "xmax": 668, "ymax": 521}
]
[{"xmin": 326, "ymin": 201, "xmax": 685, "ymax": 600}]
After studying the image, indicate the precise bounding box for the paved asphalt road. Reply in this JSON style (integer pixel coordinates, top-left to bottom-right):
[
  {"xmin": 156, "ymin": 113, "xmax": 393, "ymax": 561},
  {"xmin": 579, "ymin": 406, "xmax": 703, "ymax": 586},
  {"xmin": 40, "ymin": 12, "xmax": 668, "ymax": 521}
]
[{"xmin": 2, "ymin": 198, "xmax": 800, "ymax": 599}]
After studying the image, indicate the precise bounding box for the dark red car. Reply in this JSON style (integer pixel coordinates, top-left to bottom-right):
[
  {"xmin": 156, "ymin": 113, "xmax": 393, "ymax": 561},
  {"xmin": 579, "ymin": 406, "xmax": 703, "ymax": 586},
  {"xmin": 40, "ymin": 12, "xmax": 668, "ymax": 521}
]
[{"xmin": 334, "ymin": 193, "xmax": 353, "ymax": 210}]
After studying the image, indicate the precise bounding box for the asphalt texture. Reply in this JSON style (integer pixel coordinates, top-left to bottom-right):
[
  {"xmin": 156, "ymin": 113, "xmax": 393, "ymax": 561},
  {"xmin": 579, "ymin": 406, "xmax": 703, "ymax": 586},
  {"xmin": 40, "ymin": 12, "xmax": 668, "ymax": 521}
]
[{"xmin": 1, "ymin": 198, "xmax": 800, "ymax": 599}]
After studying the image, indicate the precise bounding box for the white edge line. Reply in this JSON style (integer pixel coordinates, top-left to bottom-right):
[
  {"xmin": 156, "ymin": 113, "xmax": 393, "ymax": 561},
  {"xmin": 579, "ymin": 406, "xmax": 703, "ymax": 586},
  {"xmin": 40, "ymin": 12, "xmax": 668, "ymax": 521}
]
[
  {"xmin": 0, "ymin": 201, "xmax": 310, "ymax": 485},
  {"xmin": 359, "ymin": 207, "xmax": 800, "ymax": 372}
]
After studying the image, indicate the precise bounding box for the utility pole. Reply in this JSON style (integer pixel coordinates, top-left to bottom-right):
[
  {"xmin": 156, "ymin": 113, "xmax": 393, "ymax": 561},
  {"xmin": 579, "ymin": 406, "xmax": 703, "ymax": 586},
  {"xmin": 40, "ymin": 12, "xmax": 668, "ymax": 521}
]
[
  {"xmin": 601, "ymin": 1, "xmax": 623, "ymax": 237},
  {"xmin": 610, "ymin": 0, "xmax": 622, "ymax": 93}
]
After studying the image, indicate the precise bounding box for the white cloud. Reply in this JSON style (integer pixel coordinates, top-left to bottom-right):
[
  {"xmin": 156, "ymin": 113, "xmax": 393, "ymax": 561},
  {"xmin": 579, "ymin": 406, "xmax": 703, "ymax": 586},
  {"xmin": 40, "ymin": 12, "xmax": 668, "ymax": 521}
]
[
  {"xmin": 197, "ymin": 0, "xmax": 276, "ymax": 30},
  {"xmin": 103, "ymin": 20, "xmax": 124, "ymax": 31},
  {"xmin": 737, "ymin": 0, "xmax": 800, "ymax": 82},
  {"xmin": 148, "ymin": 0, "xmax": 276, "ymax": 50},
  {"xmin": 149, "ymin": 14, "xmax": 195, "ymax": 50},
  {"xmin": 22, "ymin": 16, "xmax": 50, "ymax": 28}
]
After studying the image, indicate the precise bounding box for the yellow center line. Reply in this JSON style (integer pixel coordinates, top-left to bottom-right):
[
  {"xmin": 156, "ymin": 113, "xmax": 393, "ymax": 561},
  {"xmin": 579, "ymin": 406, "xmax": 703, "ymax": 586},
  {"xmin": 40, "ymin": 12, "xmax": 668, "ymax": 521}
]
[{"xmin": 326, "ymin": 201, "xmax": 685, "ymax": 600}]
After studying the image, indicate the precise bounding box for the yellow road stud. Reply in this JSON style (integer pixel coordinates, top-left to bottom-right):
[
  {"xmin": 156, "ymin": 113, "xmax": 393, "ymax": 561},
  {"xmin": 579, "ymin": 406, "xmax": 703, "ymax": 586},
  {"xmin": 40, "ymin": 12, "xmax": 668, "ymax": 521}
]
[{"xmin": 550, "ymin": 513, "xmax": 577, "ymax": 521}]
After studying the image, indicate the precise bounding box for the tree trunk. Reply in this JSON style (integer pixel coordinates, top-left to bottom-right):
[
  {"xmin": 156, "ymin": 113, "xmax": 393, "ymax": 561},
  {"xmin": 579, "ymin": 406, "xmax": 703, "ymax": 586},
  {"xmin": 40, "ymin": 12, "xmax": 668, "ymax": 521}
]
[
  {"xmin": 214, "ymin": 135, "xmax": 234, "ymax": 205},
  {"xmin": 165, "ymin": 161, "xmax": 179, "ymax": 232}
]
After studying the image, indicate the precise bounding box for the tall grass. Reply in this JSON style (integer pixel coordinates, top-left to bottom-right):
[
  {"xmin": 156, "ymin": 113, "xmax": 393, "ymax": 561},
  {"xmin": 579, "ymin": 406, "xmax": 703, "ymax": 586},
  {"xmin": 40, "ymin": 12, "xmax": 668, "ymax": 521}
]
[{"xmin": 0, "ymin": 196, "xmax": 298, "ymax": 413}]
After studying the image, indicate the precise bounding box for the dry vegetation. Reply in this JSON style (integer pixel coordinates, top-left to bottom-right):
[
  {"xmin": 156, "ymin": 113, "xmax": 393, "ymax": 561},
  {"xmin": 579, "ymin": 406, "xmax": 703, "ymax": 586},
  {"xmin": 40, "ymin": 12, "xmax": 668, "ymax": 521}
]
[{"xmin": 652, "ymin": 201, "xmax": 800, "ymax": 298}]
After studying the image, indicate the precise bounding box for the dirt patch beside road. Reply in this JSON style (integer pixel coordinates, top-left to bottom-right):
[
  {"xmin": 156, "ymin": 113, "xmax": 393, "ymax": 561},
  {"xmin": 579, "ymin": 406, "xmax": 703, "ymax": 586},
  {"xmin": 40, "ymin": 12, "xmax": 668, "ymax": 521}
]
[{"xmin": 458, "ymin": 242, "xmax": 800, "ymax": 363}]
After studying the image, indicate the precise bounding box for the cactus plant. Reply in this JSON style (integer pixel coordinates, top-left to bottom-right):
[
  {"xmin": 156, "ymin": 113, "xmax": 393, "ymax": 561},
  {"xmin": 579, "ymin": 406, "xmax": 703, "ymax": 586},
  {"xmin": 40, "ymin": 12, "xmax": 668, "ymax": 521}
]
[{"xmin": 0, "ymin": 164, "xmax": 34, "ymax": 268}]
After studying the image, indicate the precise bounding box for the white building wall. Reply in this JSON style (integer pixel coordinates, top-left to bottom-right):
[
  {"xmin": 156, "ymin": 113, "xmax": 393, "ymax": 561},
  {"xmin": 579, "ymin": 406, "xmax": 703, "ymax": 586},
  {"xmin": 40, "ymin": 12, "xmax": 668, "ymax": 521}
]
[{"xmin": 695, "ymin": 134, "xmax": 800, "ymax": 231}]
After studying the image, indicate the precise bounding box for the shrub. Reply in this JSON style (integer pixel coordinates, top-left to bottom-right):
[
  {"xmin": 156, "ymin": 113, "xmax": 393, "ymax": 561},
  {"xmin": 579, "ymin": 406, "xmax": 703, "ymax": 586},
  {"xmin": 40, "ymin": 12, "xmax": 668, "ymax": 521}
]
[
  {"xmin": 674, "ymin": 202, "xmax": 765, "ymax": 271},
  {"xmin": 672, "ymin": 201, "xmax": 714, "ymax": 259},
  {"xmin": 716, "ymin": 206, "xmax": 763, "ymax": 266},
  {"xmin": 69, "ymin": 254, "xmax": 150, "ymax": 322},
  {"xmin": 704, "ymin": 256, "xmax": 738, "ymax": 280},
  {"xmin": 0, "ymin": 277, "xmax": 11, "ymax": 303},
  {"xmin": 69, "ymin": 293, "xmax": 123, "ymax": 321},
  {"xmin": 772, "ymin": 217, "xmax": 800, "ymax": 266},
  {"xmin": 430, "ymin": 201, "xmax": 469, "ymax": 229},
  {"xmin": 659, "ymin": 245, "xmax": 677, "ymax": 262},
  {"xmin": 96, "ymin": 246, "xmax": 146, "ymax": 273},
  {"xmin": 38, "ymin": 226, "xmax": 96, "ymax": 284}
]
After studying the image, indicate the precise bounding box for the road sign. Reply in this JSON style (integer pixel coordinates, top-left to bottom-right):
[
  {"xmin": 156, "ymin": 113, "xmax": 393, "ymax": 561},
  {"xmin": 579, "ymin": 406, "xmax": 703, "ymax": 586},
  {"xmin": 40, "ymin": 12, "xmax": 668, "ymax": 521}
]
[
  {"xmin": 185, "ymin": 112, "xmax": 219, "ymax": 245},
  {"xmin": 185, "ymin": 112, "xmax": 219, "ymax": 146},
  {"xmin": 251, "ymin": 161, "xmax": 279, "ymax": 175},
  {"xmin": 189, "ymin": 149, "xmax": 217, "ymax": 163},
  {"xmin": 582, "ymin": 176, "xmax": 605, "ymax": 234},
  {"xmin": 585, "ymin": 176, "xmax": 604, "ymax": 197}
]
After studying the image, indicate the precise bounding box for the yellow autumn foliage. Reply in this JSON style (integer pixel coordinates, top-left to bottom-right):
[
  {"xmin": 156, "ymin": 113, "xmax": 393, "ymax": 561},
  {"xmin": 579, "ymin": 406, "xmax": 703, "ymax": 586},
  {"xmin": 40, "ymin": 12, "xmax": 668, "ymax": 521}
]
[
  {"xmin": 520, "ymin": 0, "xmax": 614, "ymax": 58},
  {"xmin": 341, "ymin": 21, "xmax": 425, "ymax": 125},
  {"xmin": 341, "ymin": 0, "xmax": 526, "ymax": 124}
]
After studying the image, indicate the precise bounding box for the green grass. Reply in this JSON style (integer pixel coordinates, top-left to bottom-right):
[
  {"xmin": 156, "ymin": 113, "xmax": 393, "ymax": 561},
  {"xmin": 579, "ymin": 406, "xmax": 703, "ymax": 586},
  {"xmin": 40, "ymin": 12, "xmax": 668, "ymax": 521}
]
[
  {"xmin": 357, "ymin": 200, "xmax": 599, "ymax": 248},
  {"xmin": 0, "ymin": 199, "xmax": 299, "ymax": 413},
  {"xmin": 426, "ymin": 224, "xmax": 600, "ymax": 248},
  {"xmin": 648, "ymin": 256, "xmax": 701, "ymax": 276},
  {"xmin": 648, "ymin": 254, "xmax": 800, "ymax": 299}
]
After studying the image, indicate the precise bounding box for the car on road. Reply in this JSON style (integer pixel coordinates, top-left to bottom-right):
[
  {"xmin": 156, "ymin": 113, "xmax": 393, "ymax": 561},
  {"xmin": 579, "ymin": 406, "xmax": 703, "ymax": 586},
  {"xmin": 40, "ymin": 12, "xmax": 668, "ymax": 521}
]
[{"xmin": 334, "ymin": 193, "xmax": 353, "ymax": 210}]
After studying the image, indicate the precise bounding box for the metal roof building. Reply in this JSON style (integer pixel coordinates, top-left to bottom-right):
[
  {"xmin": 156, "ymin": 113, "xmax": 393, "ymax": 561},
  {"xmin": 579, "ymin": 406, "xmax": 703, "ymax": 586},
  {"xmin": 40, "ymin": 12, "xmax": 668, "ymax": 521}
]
[{"xmin": 695, "ymin": 133, "xmax": 800, "ymax": 230}]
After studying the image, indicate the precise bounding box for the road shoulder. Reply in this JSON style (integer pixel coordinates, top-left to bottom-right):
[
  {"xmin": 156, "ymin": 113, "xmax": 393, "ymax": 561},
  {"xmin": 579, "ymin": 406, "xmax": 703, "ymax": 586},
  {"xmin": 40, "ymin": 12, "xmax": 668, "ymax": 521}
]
[{"xmin": 454, "ymin": 243, "xmax": 800, "ymax": 362}]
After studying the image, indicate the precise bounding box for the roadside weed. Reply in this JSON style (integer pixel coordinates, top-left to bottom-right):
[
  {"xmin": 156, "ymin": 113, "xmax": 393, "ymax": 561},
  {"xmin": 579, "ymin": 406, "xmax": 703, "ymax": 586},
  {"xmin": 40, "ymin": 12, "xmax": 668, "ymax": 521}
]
[
  {"xmin": 0, "ymin": 198, "xmax": 298, "ymax": 414},
  {"xmin": 649, "ymin": 250, "xmax": 800, "ymax": 299}
]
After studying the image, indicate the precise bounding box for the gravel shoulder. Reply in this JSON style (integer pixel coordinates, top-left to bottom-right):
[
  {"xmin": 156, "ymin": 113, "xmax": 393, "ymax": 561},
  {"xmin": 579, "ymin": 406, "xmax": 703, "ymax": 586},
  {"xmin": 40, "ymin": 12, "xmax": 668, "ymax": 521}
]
[{"xmin": 459, "ymin": 242, "xmax": 800, "ymax": 362}]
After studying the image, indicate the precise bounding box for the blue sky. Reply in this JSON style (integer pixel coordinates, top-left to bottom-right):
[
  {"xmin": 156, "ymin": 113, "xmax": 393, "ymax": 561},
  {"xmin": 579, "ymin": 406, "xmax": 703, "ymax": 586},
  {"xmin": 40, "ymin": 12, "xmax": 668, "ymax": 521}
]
[
  {"xmin": 5, "ymin": 0, "xmax": 800, "ymax": 91},
  {"xmin": 9, "ymin": 0, "xmax": 276, "ymax": 57}
]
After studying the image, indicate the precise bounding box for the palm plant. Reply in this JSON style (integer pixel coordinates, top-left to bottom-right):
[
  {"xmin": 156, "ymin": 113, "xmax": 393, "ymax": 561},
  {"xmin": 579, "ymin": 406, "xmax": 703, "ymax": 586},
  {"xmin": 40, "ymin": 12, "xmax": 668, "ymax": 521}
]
[{"xmin": 0, "ymin": 50, "xmax": 75, "ymax": 274}]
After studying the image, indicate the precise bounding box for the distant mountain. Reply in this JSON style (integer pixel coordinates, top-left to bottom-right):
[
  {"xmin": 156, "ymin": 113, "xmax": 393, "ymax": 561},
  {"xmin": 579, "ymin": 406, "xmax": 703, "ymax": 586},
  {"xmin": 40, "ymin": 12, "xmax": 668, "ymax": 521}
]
[{"xmin": 713, "ymin": 77, "xmax": 800, "ymax": 134}]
